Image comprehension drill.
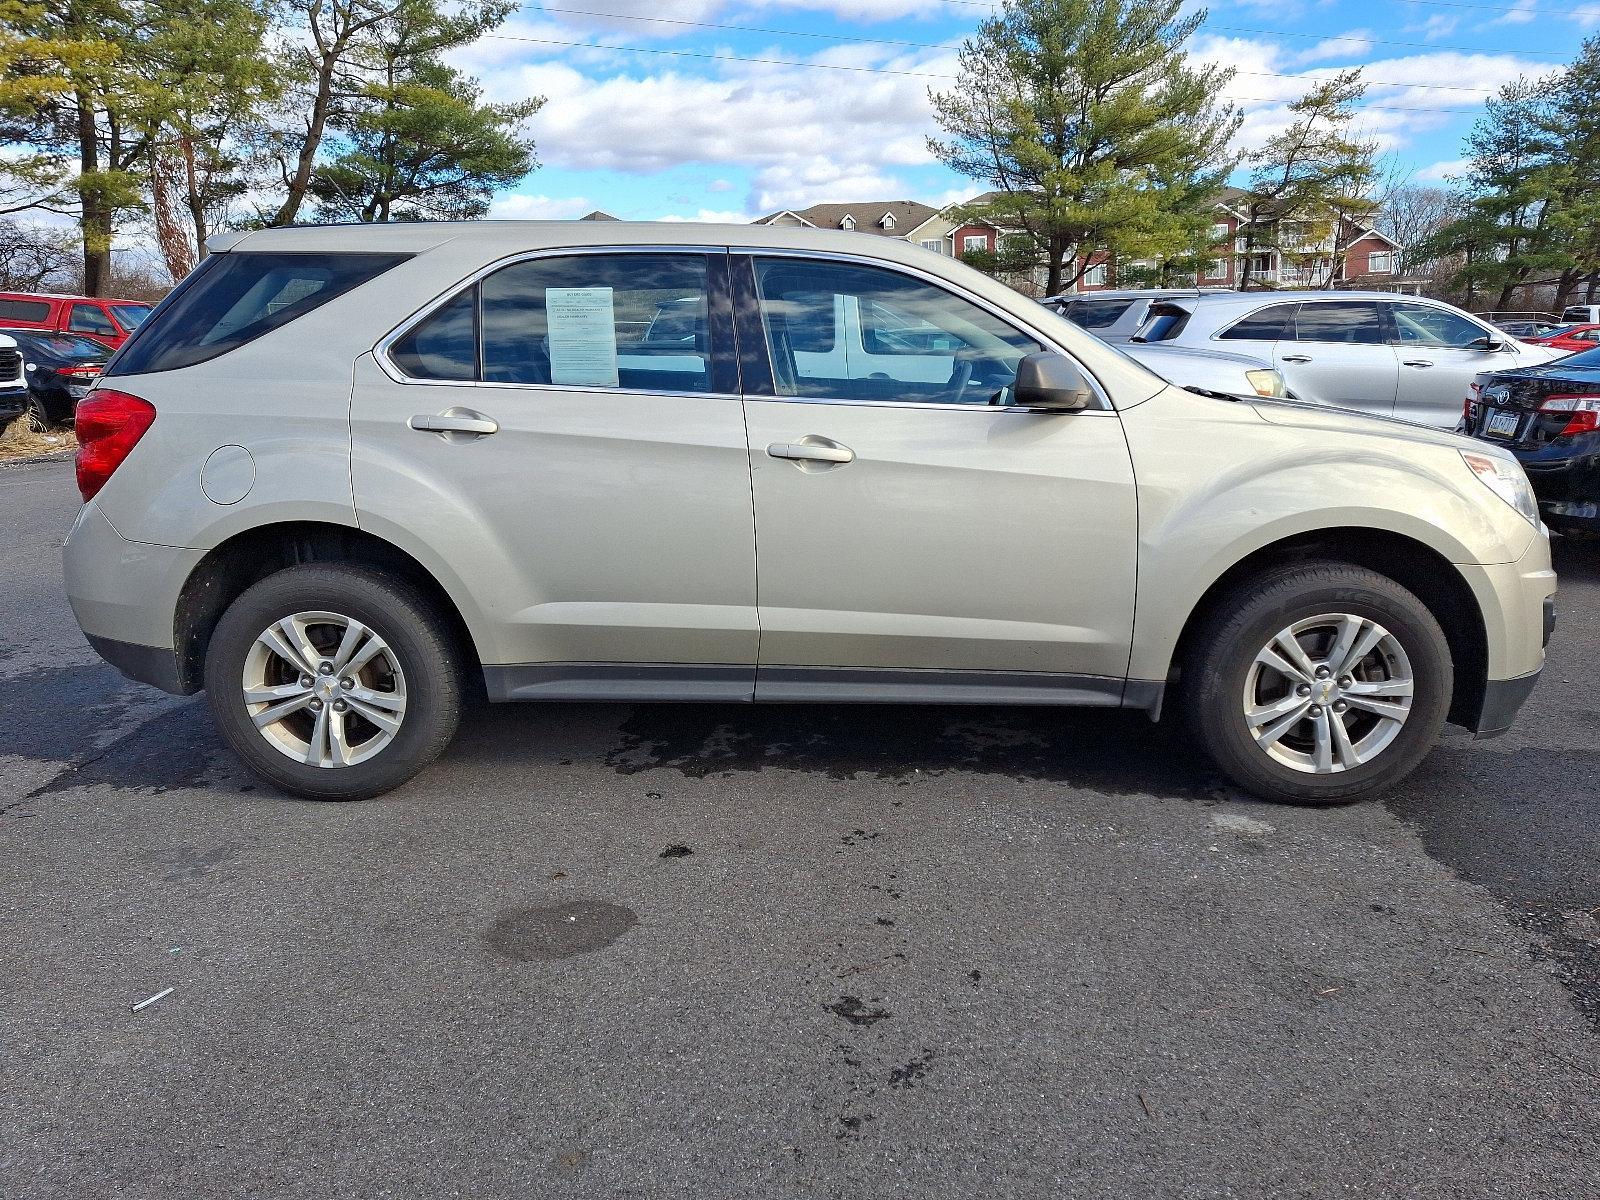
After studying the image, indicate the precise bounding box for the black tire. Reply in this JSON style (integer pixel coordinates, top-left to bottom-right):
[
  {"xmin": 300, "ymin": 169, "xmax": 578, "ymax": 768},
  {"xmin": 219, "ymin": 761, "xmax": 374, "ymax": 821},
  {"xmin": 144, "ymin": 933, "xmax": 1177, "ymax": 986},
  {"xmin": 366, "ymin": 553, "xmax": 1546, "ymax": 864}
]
[
  {"xmin": 204, "ymin": 564, "xmax": 463, "ymax": 800},
  {"xmin": 25, "ymin": 393, "xmax": 55, "ymax": 434},
  {"xmin": 1182, "ymin": 562, "xmax": 1452, "ymax": 805}
]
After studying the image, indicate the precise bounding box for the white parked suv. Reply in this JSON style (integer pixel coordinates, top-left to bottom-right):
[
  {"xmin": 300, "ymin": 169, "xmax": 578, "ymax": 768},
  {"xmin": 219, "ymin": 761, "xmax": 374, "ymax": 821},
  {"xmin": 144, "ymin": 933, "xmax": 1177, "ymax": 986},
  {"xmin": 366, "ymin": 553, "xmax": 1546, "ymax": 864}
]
[
  {"xmin": 1131, "ymin": 292, "xmax": 1560, "ymax": 428},
  {"xmin": 63, "ymin": 223, "xmax": 1556, "ymax": 804}
]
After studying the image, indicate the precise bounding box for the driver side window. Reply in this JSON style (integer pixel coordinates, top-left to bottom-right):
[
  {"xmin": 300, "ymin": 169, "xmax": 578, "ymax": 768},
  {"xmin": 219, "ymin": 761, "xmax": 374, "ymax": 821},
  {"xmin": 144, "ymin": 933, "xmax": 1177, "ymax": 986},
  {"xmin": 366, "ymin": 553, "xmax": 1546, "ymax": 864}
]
[{"xmin": 751, "ymin": 257, "xmax": 1039, "ymax": 404}]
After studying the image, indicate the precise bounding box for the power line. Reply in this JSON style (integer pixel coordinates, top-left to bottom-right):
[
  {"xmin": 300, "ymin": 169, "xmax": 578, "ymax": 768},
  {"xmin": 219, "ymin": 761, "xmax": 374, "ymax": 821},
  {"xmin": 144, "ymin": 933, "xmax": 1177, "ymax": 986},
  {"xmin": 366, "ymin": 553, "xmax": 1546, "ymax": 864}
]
[
  {"xmin": 523, "ymin": 4, "xmax": 1529, "ymax": 94},
  {"xmin": 484, "ymin": 32, "xmax": 1496, "ymax": 111}
]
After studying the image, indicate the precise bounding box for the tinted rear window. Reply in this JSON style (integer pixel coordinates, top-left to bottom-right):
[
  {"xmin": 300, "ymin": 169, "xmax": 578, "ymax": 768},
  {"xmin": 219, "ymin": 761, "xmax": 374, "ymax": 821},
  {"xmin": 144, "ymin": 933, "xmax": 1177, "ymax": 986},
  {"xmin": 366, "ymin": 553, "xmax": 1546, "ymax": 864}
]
[
  {"xmin": 1064, "ymin": 300, "xmax": 1133, "ymax": 330},
  {"xmin": 1136, "ymin": 304, "xmax": 1190, "ymax": 342},
  {"xmin": 0, "ymin": 299, "xmax": 50, "ymax": 322},
  {"xmin": 1219, "ymin": 303, "xmax": 1296, "ymax": 341},
  {"xmin": 109, "ymin": 252, "xmax": 409, "ymax": 375},
  {"xmin": 113, "ymin": 303, "xmax": 152, "ymax": 329},
  {"xmin": 389, "ymin": 289, "xmax": 477, "ymax": 381}
]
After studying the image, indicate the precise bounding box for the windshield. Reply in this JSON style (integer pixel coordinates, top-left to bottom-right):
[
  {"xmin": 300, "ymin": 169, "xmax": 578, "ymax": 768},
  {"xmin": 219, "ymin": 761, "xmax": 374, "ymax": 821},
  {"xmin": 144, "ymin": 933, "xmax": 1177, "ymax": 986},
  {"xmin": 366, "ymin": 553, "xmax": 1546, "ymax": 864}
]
[{"xmin": 112, "ymin": 303, "xmax": 153, "ymax": 330}]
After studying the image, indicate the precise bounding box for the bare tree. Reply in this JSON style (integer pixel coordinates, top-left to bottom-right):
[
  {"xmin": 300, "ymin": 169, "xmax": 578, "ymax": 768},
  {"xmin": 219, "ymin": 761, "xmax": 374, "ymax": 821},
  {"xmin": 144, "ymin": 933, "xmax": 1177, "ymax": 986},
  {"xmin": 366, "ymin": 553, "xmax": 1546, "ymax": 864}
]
[
  {"xmin": 0, "ymin": 219, "xmax": 76, "ymax": 290},
  {"xmin": 1377, "ymin": 183, "xmax": 1460, "ymax": 277}
]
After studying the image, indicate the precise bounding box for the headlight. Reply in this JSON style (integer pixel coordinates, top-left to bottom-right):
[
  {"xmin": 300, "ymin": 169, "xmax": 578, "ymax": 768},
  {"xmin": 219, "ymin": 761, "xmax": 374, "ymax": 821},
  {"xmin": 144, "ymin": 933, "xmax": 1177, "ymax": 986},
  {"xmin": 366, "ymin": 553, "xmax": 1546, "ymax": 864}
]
[
  {"xmin": 1461, "ymin": 450, "xmax": 1540, "ymax": 526},
  {"xmin": 1245, "ymin": 368, "xmax": 1286, "ymax": 398}
]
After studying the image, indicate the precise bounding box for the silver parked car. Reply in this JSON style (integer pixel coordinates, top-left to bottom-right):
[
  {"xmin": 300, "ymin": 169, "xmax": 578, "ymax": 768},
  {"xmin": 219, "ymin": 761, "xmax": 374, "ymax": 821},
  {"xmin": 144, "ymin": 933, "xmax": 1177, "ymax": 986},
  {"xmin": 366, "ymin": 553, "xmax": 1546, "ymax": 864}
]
[
  {"xmin": 63, "ymin": 223, "xmax": 1554, "ymax": 805},
  {"xmin": 1041, "ymin": 288, "xmax": 1232, "ymax": 343},
  {"xmin": 1131, "ymin": 291, "xmax": 1560, "ymax": 428},
  {"xmin": 1116, "ymin": 342, "xmax": 1287, "ymax": 401}
]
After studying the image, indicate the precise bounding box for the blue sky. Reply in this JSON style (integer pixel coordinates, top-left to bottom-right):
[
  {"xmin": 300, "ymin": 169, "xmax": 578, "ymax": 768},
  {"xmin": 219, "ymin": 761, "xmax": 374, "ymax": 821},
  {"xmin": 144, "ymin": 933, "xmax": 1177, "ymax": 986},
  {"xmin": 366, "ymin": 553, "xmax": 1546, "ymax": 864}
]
[{"xmin": 445, "ymin": 0, "xmax": 1590, "ymax": 221}]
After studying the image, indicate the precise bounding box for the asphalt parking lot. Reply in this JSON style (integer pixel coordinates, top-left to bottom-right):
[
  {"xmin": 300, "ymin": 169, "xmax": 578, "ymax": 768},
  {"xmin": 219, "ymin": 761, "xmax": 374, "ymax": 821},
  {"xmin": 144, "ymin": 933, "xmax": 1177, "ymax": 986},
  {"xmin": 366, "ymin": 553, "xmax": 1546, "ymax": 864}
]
[{"xmin": 2, "ymin": 454, "xmax": 1597, "ymax": 1198}]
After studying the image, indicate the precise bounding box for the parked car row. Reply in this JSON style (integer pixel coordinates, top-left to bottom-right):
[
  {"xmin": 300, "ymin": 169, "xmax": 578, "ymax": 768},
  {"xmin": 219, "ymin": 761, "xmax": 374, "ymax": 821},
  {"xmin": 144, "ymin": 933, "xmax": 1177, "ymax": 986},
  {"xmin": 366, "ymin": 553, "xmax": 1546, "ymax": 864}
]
[
  {"xmin": 0, "ymin": 328, "xmax": 111, "ymax": 433},
  {"xmin": 1048, "ymin": 286, "xmax": 1597, "ymax": 535}
]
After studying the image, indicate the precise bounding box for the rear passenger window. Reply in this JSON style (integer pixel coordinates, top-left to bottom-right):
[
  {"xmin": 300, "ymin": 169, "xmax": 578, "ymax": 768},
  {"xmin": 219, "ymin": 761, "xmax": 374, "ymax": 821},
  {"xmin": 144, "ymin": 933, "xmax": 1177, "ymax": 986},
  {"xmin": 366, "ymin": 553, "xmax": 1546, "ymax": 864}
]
[
  {"xmin": 1219, "ymin": 304, "xmax": 1296, "ymax": 342},
  {"xmin": 480, "ymin": 254, "xmax": 715, "ymax": 392},
  {"xmin": 1292, "ymin": 301, "xmax": 1385, "ymax": 345},
  {"xmin": 108, "ymin": 252, "xmax": 409, "ymax": 375},
  {"xmin": 389, "ymin": 289, "xmax": 477, "ymax": 381},
  {"xmin": 0, "ymin": 299, "xmax": 50, "ymax": 322}
]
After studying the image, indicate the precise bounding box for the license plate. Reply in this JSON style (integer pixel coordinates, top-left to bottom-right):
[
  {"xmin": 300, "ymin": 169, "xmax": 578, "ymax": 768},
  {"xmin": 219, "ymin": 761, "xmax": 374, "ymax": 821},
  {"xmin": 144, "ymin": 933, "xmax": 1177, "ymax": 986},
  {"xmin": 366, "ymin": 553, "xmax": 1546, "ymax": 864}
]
[{"xmin": 1484, "ymin": 408, "xmax": 1521, "ymax": 438}]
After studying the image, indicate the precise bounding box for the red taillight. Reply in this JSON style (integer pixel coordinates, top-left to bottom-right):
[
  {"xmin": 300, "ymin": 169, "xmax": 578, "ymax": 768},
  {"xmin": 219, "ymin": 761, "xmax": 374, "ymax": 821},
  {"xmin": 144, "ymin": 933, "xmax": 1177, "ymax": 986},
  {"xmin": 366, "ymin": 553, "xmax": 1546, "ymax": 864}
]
[
  {"xmin": 1463, "ymin": 382, "xmax": 1481, "ymax": 426},
  {"xmin": 1538, "ymin": 393, "xmax": 1600, "ymax": 438},
  {"xmin": 58, "ymin": 364, "xmax": 101, "ymax": 378},
  {"xmin": 74, "ymin": 389, "xmax": 155, "ymax": 502}
]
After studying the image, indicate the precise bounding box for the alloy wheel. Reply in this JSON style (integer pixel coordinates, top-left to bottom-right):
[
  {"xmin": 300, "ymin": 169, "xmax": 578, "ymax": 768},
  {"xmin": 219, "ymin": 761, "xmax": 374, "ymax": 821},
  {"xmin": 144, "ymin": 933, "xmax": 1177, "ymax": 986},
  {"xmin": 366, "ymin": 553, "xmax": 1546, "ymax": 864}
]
[
  {"xmin": 1242, "ymin": 613, "xmax": 1414, "ymax": 774},
  {"xmin": 241, "ymin": 611, "xmax": 408, "ymax": 768}
]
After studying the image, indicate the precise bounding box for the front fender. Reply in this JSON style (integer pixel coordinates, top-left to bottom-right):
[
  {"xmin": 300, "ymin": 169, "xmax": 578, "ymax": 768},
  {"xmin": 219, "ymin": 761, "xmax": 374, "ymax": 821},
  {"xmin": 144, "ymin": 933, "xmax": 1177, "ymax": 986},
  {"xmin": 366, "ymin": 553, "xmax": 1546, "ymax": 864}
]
[{"xmin": 1123, "ymin": 388, "xmax": 1536, "ymax": 683}]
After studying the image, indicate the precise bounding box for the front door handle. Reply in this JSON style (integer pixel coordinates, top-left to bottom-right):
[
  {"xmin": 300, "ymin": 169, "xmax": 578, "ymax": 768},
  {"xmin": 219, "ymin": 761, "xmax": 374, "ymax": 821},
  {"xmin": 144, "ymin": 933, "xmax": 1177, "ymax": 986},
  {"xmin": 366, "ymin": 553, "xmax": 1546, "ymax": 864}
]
[
  {"xmin": 767, "ymin": 437, "xmax": 854, "ymax": 466},
  {"xmin": 1401, "ymin": 359, "xmax": 1434, "ymax": 368},
  {"xmin": 409, "ymin": 407, "xmax": 499, "ymax": 438},
  {"xmin": 1280, "ymin": 353, "xmax": 1313, "ymax": 364}
]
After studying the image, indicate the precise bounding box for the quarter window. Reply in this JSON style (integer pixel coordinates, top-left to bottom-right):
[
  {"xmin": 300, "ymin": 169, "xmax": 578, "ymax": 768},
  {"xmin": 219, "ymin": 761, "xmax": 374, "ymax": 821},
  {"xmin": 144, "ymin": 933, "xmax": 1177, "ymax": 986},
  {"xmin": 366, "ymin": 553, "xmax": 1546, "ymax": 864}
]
[
  {"xmin": 1290, "ymin": 301, "xmax": 1386, "ymax": 345},
  {"xmin": 390, "ymin": 289, "xmax": 478, "ymax": 381},
  {"xmin": 1391, "ymin": 303, "xmax": 1489, "ymax": 349},
  {"xmin": 1218, "ymin": 303, "xmax": 1297, "ymax": 342},
  {"xmin": 750, "ymin": 257, "xmax": 1040, "ymax": 405},
  {"xmin": 480, "ymin": 254, "xmax": 716, "ymax": 391}
]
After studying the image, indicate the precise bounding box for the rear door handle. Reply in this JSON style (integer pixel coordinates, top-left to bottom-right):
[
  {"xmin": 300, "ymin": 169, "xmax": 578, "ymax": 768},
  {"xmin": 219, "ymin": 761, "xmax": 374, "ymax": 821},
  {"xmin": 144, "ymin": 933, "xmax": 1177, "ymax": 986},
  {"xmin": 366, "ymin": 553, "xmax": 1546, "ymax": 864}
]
[
  {"xmin": 409, "ymin": 407, "xmax": 499, "ymax": 438},
  {"xmin": 1280, "ymin": 354, "xmax": 1313, "ymax": 363},
  {"xmin": 1401, "ymin": 359, "xmax": 1434, "ymax": 368},
  {"xmin": 767, "ymin": 437, "xmax": 854, "ymax": 465}
]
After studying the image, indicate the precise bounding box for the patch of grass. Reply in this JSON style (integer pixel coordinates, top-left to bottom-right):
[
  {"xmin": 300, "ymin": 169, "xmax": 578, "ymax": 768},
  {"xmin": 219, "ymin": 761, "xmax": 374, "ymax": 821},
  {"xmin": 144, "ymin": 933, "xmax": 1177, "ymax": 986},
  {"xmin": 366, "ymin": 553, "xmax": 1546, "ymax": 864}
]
[{"xmin": 0, "ymin": 414, "xmax": 76, "ymax": 462}]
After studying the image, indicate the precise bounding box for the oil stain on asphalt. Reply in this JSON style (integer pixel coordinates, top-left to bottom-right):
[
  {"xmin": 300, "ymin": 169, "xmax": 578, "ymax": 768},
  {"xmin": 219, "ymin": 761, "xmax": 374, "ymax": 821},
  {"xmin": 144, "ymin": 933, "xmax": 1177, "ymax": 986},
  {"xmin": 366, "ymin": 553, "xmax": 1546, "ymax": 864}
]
[{"xmin": 483, "ymin": 901, "xmax": 639, "ymax": 962}]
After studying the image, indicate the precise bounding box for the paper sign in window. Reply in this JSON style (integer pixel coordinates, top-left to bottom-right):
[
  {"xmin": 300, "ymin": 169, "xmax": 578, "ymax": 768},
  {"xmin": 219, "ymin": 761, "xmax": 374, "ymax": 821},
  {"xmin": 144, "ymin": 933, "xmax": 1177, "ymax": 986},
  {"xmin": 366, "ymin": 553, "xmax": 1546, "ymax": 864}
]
[{"xmin": 546, "ymin": 287, "xmax": 619, "ymax": 386}]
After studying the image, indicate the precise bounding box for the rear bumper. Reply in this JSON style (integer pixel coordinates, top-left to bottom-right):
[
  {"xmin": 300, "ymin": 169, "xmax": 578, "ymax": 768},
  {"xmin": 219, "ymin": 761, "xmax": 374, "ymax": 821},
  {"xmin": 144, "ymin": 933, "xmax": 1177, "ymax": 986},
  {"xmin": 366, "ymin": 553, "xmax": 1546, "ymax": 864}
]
[
  {"xmin": 1510, "ymin": 431, "xmax": 1600, "ymax": 531},
  {"xmin": 84, "ymin": 633, "xmax": 189, "ymax": 694},
  {"xmin": 63, "ymin": 502, "xmax": 201, "ymax": 695}
]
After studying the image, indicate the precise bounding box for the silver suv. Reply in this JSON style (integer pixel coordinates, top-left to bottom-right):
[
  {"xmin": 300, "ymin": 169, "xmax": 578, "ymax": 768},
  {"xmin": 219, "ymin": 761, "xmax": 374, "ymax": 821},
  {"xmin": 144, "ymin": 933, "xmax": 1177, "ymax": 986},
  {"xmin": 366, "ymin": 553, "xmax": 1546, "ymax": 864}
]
[
  {"xmin": 63, "ymin": 223, "xmax": 1555, "ymax": 804},
  {"xmin": 1132, "ymin": 292, "xmax": 1559, "ymax": 428}
]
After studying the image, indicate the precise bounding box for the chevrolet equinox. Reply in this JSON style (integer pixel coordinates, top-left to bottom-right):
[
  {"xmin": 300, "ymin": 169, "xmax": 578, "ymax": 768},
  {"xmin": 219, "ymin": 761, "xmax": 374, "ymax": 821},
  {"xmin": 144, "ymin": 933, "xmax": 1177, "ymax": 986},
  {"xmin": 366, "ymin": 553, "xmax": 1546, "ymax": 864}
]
[{"xmin": 62, "ymin": 223, "xmax": 1556, "ymax": 804}]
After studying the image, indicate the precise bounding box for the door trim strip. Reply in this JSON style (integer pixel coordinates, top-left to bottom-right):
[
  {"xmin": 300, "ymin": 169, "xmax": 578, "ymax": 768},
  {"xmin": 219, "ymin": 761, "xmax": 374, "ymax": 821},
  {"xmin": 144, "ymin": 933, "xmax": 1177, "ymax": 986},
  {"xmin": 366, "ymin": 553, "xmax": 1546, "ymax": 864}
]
[{"xmin": 481, "ymin": 661, "xmax": 1161, "ymax": 712}]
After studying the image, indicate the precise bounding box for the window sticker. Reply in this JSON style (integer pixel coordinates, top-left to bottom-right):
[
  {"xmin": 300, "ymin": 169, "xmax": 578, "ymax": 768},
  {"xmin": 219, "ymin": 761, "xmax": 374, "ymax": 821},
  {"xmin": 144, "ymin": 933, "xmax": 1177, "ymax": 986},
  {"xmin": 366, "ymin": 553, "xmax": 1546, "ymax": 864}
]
[{"xmin": 546, "ymin": 287, "xmax": 619, "ymax": 387}]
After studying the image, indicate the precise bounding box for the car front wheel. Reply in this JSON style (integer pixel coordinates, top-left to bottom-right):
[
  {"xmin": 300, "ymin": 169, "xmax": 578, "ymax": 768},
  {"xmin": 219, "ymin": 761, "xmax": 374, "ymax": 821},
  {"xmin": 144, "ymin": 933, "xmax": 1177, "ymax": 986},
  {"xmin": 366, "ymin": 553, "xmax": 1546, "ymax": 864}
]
[
  {"xmin": 203, "ymin": 564, "xmax": 463, "ymax": 800},
  {"xmin": 1184, "ymin": 563, "xmax": 1453, "ymax": 805}
]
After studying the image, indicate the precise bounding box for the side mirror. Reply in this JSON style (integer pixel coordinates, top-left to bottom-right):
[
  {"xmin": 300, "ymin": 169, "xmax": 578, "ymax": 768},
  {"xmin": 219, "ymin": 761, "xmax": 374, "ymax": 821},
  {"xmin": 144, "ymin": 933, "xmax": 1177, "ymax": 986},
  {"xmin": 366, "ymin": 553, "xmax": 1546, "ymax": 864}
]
[
  {"xmin": 1469, "ymin": 335, "xmax": 1506, "ymax": 352},
  {"xmin": 1012, "ymin": 351, "xmax": 1094, "ymax": 410}
]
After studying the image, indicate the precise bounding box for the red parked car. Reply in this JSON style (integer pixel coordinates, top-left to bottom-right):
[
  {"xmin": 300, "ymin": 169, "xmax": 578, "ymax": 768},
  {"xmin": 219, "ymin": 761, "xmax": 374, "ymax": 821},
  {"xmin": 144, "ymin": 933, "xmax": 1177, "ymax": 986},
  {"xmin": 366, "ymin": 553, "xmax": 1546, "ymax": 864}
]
[
  {"xmin": 1526, "ymin": 322, "xmax": 1600, "ymax": 354},
  {"xmin": 0, "ymin": 292, "xmax": 154, "ymax": 351}
]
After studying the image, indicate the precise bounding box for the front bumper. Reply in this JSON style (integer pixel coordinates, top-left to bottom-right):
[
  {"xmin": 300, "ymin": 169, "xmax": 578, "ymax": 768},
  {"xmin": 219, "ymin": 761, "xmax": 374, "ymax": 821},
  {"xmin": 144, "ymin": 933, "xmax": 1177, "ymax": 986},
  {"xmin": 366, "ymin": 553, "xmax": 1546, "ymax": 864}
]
[
  {"xmin": 1456, "ymin": 534, "xmax": 1556, "ymax": 737},
  {"xmin": 0, "ymin": 385, "xmax": 26, "ymax": 419}
]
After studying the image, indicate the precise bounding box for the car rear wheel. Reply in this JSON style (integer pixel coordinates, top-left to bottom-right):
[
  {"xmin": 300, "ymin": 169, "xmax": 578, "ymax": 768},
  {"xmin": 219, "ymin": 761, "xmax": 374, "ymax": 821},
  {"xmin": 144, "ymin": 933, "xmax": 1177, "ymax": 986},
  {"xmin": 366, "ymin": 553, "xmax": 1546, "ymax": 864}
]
[
  {"xmin": 204, "ymin": 564, "xmax": 462, "ymax": 800},
  {"xmin": 1184, "ymin": 563, "xmax": 1452, "ymax": 805}
]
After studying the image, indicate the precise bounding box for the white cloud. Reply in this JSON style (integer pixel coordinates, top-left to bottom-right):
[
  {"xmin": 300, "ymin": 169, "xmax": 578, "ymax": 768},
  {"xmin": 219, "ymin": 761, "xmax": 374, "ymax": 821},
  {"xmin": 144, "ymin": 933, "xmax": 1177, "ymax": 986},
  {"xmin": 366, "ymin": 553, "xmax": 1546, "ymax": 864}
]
[
  {"xmin": 1416, "ymin": 157, "xmax": 1469, "ymax": 181},
  {"xmin": 1485, "ymin": 0, "xmax": 1537, "ymax": 25},
  {"xmin": 1571, "ymin": 1, "xmax": 1600, "ymax": 25},
  {"xmin": 486, "ymin": 193, "xmax": 597, "ymax": 219},
  {"xmin": 655, "ymin": 208, "xmax": 759, "ymax": 223},
  {"xmin": 1287, "ymin": 31, "xmax": 1375, "ymax": 66},
  {"xmin": 466, "ymin": 42, "xmax": 958, "ymax": 213},
  {"xmin": 706, "ymin": 178, "xmax": 734, "ymax": 193},
  {"xmin": 1407, "ymin": 14, "xmax": 1460, "ymax": 40}
]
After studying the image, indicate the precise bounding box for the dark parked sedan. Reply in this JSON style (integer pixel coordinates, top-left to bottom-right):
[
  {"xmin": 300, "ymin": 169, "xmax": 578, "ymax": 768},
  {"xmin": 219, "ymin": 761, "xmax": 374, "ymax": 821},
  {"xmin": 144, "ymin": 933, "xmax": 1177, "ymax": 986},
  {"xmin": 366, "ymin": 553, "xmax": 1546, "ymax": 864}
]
[
  {"xmin": 0, "ymin": 328, "xmax": 109, "ymax": 428},
  {"xmin": 1465, "ymin": 346, "xmax": 1600, "ymax": 532}
]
